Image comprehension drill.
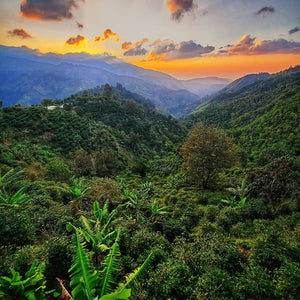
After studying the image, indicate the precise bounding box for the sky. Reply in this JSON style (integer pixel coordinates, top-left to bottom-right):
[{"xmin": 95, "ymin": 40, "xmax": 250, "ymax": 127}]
[{"xmin": 0, "ymin": 0, "xmax": 299, "ymax": 79}]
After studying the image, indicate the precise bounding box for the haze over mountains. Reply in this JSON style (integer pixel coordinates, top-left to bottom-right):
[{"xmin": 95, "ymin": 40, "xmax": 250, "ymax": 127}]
[{"xmin": 0, "ymin": 45, "xmax": 230, "ymax": 115}]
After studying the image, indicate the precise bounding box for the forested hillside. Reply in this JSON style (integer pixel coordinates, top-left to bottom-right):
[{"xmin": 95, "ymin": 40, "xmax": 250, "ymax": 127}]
[
  {"xmin": 187, "ymin": 66, "xmax": 300, "ymax": 165},
  {"xmin": 0, "ymin": 73, "xmax": 299, "ymax": 299}
]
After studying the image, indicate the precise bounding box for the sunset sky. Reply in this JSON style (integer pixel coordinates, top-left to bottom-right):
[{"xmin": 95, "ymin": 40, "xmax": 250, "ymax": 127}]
[{"xmin": 0, "ymin": 0, "xmax": 299, "ymax": 79}]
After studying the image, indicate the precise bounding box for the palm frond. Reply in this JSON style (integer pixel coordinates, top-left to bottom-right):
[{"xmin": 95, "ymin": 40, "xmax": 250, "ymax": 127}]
[{"xmin": 69, "ymin": 231, "xmax": 98, "ymax": 300}]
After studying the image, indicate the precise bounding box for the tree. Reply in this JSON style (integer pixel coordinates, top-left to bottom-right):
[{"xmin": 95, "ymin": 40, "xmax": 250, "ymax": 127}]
[
  {"xmin": 180, "ymin": 123, "xmax": 238, "ymax": 188},
  {"xmin": 41, "ymin": 98, "xmax": 53, "ymax": 107},
  {"xmin": 103, "ymin": 84, "xmax": 112, "ymax": 99}
]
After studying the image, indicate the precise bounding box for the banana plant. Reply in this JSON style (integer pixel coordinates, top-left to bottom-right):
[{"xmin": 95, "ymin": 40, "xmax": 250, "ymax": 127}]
[
  {"xmin": 0, "ymin": 168, "xmax": 24, "ymax": 191},
  {"xmin": 148, "ymin": 201, "xmax": 168, "ymax": 221},
  {"xmin": 0, "ymin": 168, "xmax": 30, "ymax": 207},
  {"xmin": 221, "ymin": 195, "xmax": 247, "ymax": 208},
  {"xmin": 60, "ymin": 177, "xmax": 90, "ymax": 199},
  {"xmin": 123, "ymin": 182, "xmax": 154, "ymax": 223},
  {"xmin": 0, "ymin": 260, "xmax": 55, "ymax": 300},
  {"xmin": 222, "ymin": 179, "xmax": 247, "ymax": 208},
  {"xmin": 67, "ymin": 201, "xmax": 121, "ymax": 263},
  {"xmin": 66, "ymin": 227, "xmax": 153, "ymax": 300},
  {"xmin": 0, "ymin": 184, "xmax": 30, "ymax": 207}
]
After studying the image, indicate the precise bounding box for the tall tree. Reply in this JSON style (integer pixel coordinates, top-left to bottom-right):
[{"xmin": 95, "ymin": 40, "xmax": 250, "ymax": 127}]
[{"xmin": 180, "ymin": 123, "xmax": 237, "ymax": 188}]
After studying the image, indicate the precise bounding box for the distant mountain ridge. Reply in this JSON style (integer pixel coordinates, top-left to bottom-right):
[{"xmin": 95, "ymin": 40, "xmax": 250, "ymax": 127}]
[
  {"xmin": 182, "ymin": 72, "xmax": 271, "ymax": 116},
  {"xmin": 0, "ymin": 45, "xmax": 230, "ymax": 115}
]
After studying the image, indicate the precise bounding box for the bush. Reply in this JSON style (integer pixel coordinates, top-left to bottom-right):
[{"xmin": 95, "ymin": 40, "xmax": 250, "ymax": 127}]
[
  {"xmin": 82, "ymin": 177, "xmax": 125, "ymax": 209},
  {"xmin": 217, "ymin": 206, "xmax": 241, "ymax": 231},
  {"xmin": 45, "ymin": 237, "xmax": 74, "ymax": 286},
  {"xmin": 0, "ymin": 207, "xmax": 35, "ymax": 247},
  {"xmin": 44, "ymin": 158, "xmax": 72, "ymax": 183}
]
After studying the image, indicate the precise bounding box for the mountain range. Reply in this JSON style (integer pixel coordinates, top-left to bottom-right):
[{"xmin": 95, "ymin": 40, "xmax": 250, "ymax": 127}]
[{"xmin": 0, "ymin": 45, "xmax": 230, "ymax": 115}]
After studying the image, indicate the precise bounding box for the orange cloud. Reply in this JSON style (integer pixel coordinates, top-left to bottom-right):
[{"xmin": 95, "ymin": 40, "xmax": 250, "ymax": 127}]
[
  {"xmin": 133, "ymin": 38, "xmax": 149, "ymax": 47},
  {"xmin": 121, "ymin": 42, "xmax": 132, "ymax": 50},
  {"xmin": 20, "ymin": 0, "xmax": 85, "ymax": 21},
  {"xmin": 122, "ymin": 38, "xmax": 149, "ymax": 56},
  {"xmin": 8, "ymin": 28, "xmax": 32, "ymax": 39},
  {"xmin": 65, "ymin": 34, "xmax": 86, "ymax": 46},
  {"xmin": 94, "ymin": 28, "xmax": 118, "ymax": 42}
]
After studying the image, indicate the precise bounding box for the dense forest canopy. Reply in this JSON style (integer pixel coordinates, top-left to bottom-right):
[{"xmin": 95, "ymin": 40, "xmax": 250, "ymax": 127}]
[{"xmin": 0, "ymin": 68, "xmax": 299, "ymax": 299}]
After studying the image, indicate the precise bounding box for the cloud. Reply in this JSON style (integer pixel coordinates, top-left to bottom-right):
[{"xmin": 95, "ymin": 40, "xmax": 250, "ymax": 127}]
[
  {"xmin": 256, "ymin": 6, "xmax": 275, "ymax": 16},
  {"xmin": 166, "ymin": 0, "xmax": 198, "ymax": 22},
  {"xmin": 220, "ymin": 34, "xmax": 300, "ymax": 55},
  {"xmin": 124, "ymin": 44, "xmax": 148, "ymax": 56},
  {"xmin": 123, "ymin": 38, "xmax": 149, "ymax": 56},
  {"xmin": 94, "ymin": 28, "xmax": 118, "ymax": 42},
  {"xmin": 20, "ymin": 0, "xmax": 85, "ymax": 21},
  {"xmin": 121, "ymin": 41, "xmax": 132, "ymax": 50},
  {"xmin": 8, "ymin": 28, "xmax": 32, "ymax": 39},
  {"xmin": 76, "ymin": 22, "xmax": 84, "ymax": 29},
  {"xmin": 149, "ymin": 39, "xmax": 214, "ymax": 60},
  {"xmin": 65, "ymin": 34, "xmax": 86, "ymax": 46},
  {"xmin": 289, "ymin": 27, "xmax": 300, "ymax": 35}
]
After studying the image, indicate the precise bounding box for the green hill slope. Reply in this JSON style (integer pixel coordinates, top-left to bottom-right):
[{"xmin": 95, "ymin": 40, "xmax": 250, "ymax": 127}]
[
  {"xmin": 0, "ymin": 85, "xmax": 185, "ymax": 176},
  {"xmin": 186, "ymin": 66, "xmax": 300, "ymax": 165}
]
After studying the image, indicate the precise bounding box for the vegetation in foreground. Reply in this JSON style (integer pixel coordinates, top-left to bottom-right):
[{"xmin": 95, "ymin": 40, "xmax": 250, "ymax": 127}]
[{"xmin": 0, "ymin": 71, "xmax": 299, "ymax": 299}]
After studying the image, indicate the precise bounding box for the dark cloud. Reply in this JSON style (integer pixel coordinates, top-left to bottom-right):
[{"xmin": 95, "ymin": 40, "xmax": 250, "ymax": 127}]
[
  {"xmin": 289, "ymin": 26, "xmax": 300, "ymax": 35},
  {"xmin": 94, "ymin": 29, "xmax": 118, "ymax": 42},
  {"xmin": 65, "ymin": 34, "xmax": 85, "ymax": 46},
  {"xmin": 256, "ymin": 6, "xmax": 275, "ymax": 16},
  {"xmin": 220, "ymin": 34, "xmax": 300, "ymax": 55},
  {"xmin": 20, "ymin": 0, "xmax": 85, "ymax": 21},
  {"xmin": 123, "ymin": 38, "xmax": 149, "ymax": 56},
  {"xmin": 76, "ymin": 22, "xmax": 84, "ymax": 29},
  {"xmin": 166, "ymin": 0, "xmax": 198, "ymax": 22},
  {"xmin": 152, "ymin": 40, "xmax": 176, "ymax": 55},
  {"xmin": 149, "ymin": 39, "xmax": 214, "ymax": 60},
  {"xmin": 8, "ymin": 28, "xmax": 32, "ymax": 39},
  {"xmin": 123, "ymin": 44, "xmax": 148, "ymax": 56}
]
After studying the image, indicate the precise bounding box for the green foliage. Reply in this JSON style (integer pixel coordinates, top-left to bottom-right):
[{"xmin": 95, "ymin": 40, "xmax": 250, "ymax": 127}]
[
  {"xmin": 0, "ymin": 207, "xmax": 35, "ymax": 247},
  {"xmin": 68, "ymin": 222, "xmax": 153, "ymax": 300},
  {"xmin": 82, "ymin": 178, "xmax": 125, "ymax": 209},
  {"xmin": 187, "ymin": 66, "xmax": 300, "ymax": 166},
  {"xmin": 67, "ymin": 201, "xmax": 120, "ymax": 258},
  {"xmin": 69, "ymin": 231, "xmax": 99, "ymax": 300},
  {"xmin": 61, "ymin": 177, "xmax": 90, "ymax": 199},
  {"xmin": 0, "ymin": 260, "xmax": 52, "ymax": 300},
  {"xmin": 0, "ymin": 69, "xmax": 299, "ymax": 299},
  {"xmin": 0, "ymin": 168, "xmax": 30, "ymax": 207},
  {"xmin": 221, "ymin": 195, "xmax": 247, "ymax": 208},
  {"xmin": 45, "ymin": 158, "xmax": 72, "ymax": 183},
  {"xmin": 181, "ymin": 123, "xmax": 238, "ymax": 188}
]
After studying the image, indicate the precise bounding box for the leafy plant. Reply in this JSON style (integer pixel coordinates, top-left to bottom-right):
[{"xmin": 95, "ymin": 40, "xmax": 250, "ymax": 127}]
[
  {"xmin": 66, "ymin": 227, "xmax": 153, "ymax": 300},
  {"xmin": 221, "ymin": 195, "xmax": 247, "ymax": 208},
  {"xmin": 123, "ymin": 182, "xmax": 154, "ymax": 223},
  {"xmin": 222, "ymin": 179, "xmax": 247, "ymax": 208},
  {"xmin": 0, "ymin": 168, "xmax": 30, "ymax": 207},
  {"xmin": 69, "ymin": 231, "xmax": 99, "ymax": 300},
  {"xmin": 61, "ymin": 177, "xmax": 90, "ymax": 199},
  {"xmin": 0, "ymin": 260, "xmax": 55, "ymax": 300},
  {"xmin": 67, "ymin": 201, "xmax": 121, "ymax": 263}
]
